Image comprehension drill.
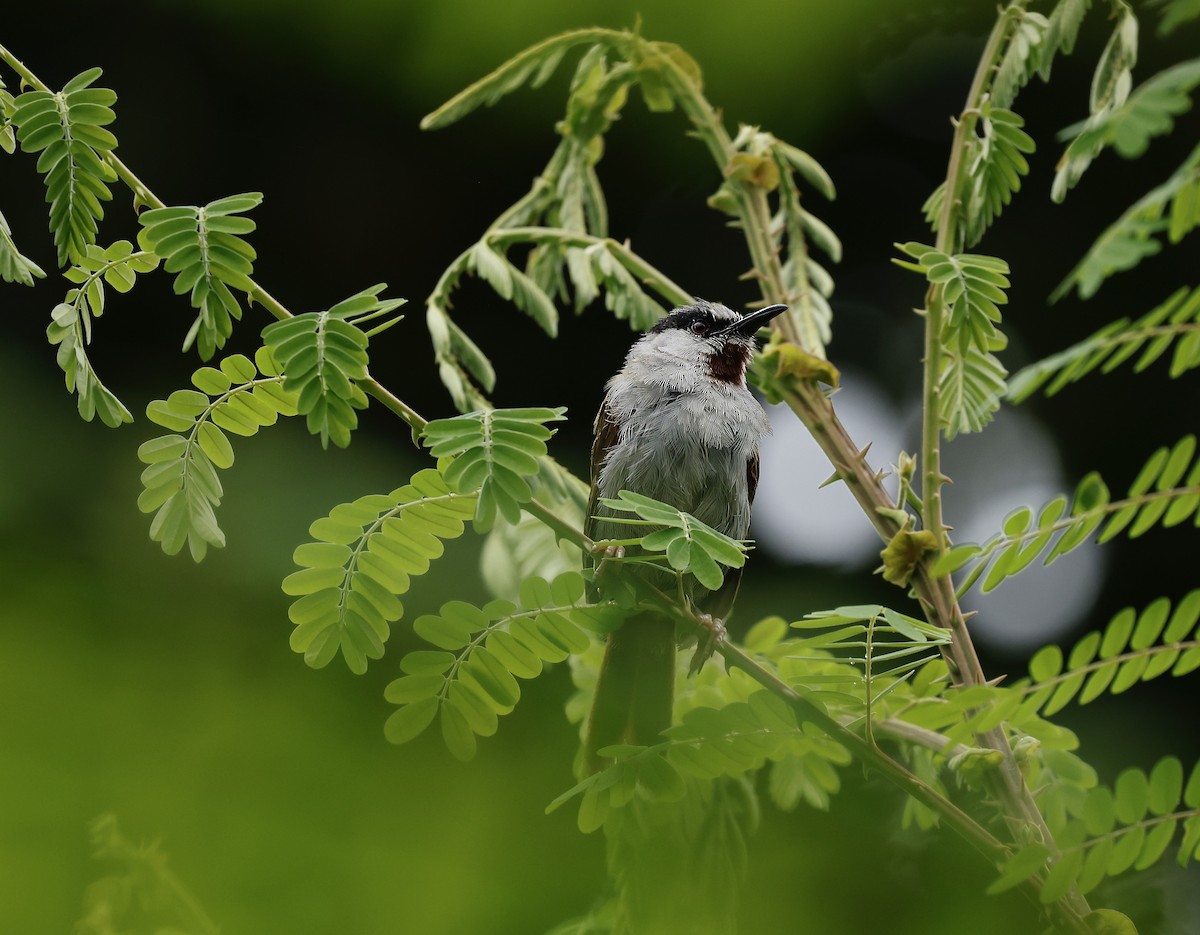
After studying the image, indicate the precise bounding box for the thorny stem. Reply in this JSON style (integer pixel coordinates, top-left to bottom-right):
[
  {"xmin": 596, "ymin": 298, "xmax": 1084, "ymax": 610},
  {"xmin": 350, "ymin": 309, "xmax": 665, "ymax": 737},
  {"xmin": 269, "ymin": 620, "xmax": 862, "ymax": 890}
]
[{"xmin": 654, "ymin": 10, "xmax": 1092, "ymax": 929}]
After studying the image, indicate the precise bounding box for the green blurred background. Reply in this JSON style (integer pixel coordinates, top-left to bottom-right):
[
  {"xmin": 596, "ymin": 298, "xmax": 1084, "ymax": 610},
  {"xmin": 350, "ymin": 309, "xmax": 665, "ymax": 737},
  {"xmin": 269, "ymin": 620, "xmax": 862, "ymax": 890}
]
[{"xmin": 2, "ymin": 1, "xmax": 1199, "ymax": 932}]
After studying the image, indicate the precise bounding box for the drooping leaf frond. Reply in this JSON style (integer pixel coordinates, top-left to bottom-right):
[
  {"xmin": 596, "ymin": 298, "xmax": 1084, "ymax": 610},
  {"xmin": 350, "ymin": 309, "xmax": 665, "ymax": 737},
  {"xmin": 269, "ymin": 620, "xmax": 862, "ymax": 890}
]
[
  {"xmin": 993, "ymin": 756, "xmax": 1200, "ymax": 900},
  {"xmin": 1020, "ymin": 592, "xmax": 1200, "ymax": 717},
  {"xmin": 420, "ymin": 29, "xmax": 616, "ymax": 130},
  {"xmin": 283, "ymin": 468, "xmax": 477, "ymax": 674},
  {"xmin": 384, "ymin": 571, "xmax": 622, "ymax": 760},
  {"xmin": 422, "ymin": 407, "xmax": 567, "ymax": 532},
  {"xmin": 0, "ymin": 207, "xmax": 45, "ymax": 286},
  {"xmin": 138, "ymin": 348, "xmax": 297, "ymax": 561},
  {"xmin": 424, "ymin": 42, "xmax": 690, "ymax": 410},
  {"xmin": 1010, "ymin": 286, "xmax": 1200, "ymax": 400},
  {"xmin": 596, "ymin": 490, "xmax": 749, "ymax": 591},
  {"xmin": 261, "ymin": 284, "xmax": 404, "ymax": 449},
  {"xmin": 1152, "ymin": 0, "xmax": 1200, "ymax": 35},
  {"xmin": 936, "ymin": 436, "xmax": 1200, "ymax": 593},
  {"xmin": 1054, "ymin": 142, "xmax": 1200, "ymax": 300},
  {"xmin": 0, "ymin": 75, "xmax": 15, "ymax": 154},
  {"xmin": 47, "ymin": 240, "xmax": 159, "ymax": 426},
  {"xmin": 136, "ymin": 193, "xmax": 262, "ymax": 360},
  {"xmin": 990, "ymin": 9, "xmax": 1050, "ymax": 111},
  {"xmin": 1053, "ymin": 57, "xmax": 1200, "ymax": 201},
  {"xmin": 1037, "ymin": 0, "xmax": 1093, "ymax": 81},
  {"xmin": 11, "ymin": 68, "xmax": 118, "ymax": 266}
]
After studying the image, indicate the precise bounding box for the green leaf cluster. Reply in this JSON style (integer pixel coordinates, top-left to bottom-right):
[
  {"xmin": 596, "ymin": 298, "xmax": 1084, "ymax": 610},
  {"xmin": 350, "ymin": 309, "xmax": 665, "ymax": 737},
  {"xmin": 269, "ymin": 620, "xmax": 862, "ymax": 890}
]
[
  {"xmin": 595, "ymin": 490, "xmax": 748, "ymax": 591},
  {"xmin": 47, "ymin": 241, "xmax": 158, "ymax": 426},
  {"xmin": 793, "ymin": 605, "xmax": 951, "ymax": 707},
  {"xmin": 283, "ymin": 468, "xmax": 477, "ymax": 673},
  {"xmin": 384, "ymin": 571, "xmax": 622, "ymax": 759},
  {"xmin": 937, "ymin": 436, "xmax": 1200, "ymax": 592},
  {"xmin": 1010, "ymin": 286, "xmax": 1200, "ymax": 400},
  {"xmin": 11, "ymin": 68, "xmax": 118, "ymax": 266},
  {"xmin": 1019, "ymin": 592, "xmax": 1200, "ymax": 717},
  {"xmin": 895, "ymin": 243, "xmax": 1010, "ymax": 438},
  {"xmin": 1054, "ymin": 58, "xmax": 1200, "ymax": 201},
  {"xmin": 994, "ymin": 756, "xmax": 1200, "ymax": 901},
  {"xmin": 262, "ymin": 284, "xmax": 404, "ymax": 449},
  {"xmin": 424, "ymin": 38, "xmax": 695, "ymax": 410},
  {"xmin": 550, "ymin": 686, "xmax": 848, "ymax": 833},
  {"xmin": 990, "ymin": 9, "xmax": 1050, "ymax": 111},
  {"xmin": 138, "ymin": 348, "xmax": 296, "ymax": 561},
  {"xmin": 137, "ymin": 193, "xmax": 262, "ymax": 359},
  {"xmin": 422, "ymin": 407, "xmax": 567, "ymax": 532}
]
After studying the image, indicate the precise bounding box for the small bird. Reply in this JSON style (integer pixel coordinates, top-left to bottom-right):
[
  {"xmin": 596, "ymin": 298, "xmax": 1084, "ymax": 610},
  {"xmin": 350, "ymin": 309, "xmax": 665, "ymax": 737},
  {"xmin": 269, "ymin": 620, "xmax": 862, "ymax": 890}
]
[{"xmin": 583, "ymin": 299, "xmax": 786, "ymax": 771}]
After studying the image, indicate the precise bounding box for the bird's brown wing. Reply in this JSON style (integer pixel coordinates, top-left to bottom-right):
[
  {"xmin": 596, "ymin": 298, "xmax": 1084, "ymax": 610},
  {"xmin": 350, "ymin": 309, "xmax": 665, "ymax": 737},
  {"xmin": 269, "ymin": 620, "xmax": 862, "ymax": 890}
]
[{"xmin": 584, "ymin": 395, "xmax": 622, "ymax": 545}]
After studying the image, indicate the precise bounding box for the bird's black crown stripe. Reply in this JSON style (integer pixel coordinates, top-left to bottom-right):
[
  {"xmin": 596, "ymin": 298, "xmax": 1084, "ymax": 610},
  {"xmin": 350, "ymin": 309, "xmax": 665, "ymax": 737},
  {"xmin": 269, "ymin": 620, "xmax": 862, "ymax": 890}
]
[{"xmin": 648, "ymin": 303, "xmax": 738, "ymax": 335}]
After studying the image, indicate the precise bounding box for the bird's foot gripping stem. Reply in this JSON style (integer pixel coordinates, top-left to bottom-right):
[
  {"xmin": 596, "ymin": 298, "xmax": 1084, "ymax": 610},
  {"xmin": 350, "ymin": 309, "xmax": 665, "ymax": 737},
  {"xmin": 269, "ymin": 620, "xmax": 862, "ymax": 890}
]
[{"xmin": 688, "ymin": 612, "xmax": 726, "ymax": 675}]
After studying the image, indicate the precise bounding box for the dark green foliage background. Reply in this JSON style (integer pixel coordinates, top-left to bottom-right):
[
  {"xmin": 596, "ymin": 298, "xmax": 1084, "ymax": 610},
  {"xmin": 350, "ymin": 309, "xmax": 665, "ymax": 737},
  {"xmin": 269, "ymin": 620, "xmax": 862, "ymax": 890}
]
[{"xmin": 1, "ymin": 1, "xmax": 1198, "ymax": 932}]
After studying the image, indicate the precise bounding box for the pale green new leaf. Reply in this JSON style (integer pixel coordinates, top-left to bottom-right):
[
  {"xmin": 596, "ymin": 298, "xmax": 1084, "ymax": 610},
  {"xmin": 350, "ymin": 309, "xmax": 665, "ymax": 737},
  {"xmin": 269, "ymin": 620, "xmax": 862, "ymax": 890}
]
[
  {"xmin": 384, "ymin": 570, "xmax": 622, "ymax": 758},
  {"xmin": 939, "ymin": 346, "xmax": 1008, "ymax": 440},
  {"xmin": 0, "ymin": 207, "xmax": 45, "ymax": 286},
  {"xmin": 284, "ymin": 467, "xmax": 477, "ymax": 674},
  {"xmin": 46, "ymin": 241, "xmax": 159, "ymax": 426},
  {"xmin": 139, "ymin": 348, "xmax": 298, "ymax": 561}
]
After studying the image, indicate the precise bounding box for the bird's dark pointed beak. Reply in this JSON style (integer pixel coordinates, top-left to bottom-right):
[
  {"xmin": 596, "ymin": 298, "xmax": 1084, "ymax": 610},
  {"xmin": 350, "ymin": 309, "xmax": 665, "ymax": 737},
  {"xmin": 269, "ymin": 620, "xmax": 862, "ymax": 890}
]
[{"xmin": 719, "ymin": 304, "xmax": 788, "ymax": 337}]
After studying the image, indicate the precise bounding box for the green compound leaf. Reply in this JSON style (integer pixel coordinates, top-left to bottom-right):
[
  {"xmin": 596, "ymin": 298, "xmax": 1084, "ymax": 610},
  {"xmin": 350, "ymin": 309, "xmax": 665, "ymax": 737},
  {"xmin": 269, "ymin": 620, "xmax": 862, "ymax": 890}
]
[
  {"xmin": 46, "ymin": 241, "xmax": 159, "ymax": 427},
  {"xmin": 284, "ymin": 468, "xmax": 477, "ymax": 674},
  {"xmin": 0, "ymin": 207, "xmax": 46, "ymax": 286},
  {"xmin": 139, "ymin": 348, "xmax": 297, "ymax": 561},
  {"xmin": 11, "ymin": 69, "xmax": 118, "ymax": 266},
  {"xmin": 262, "ymin": 284, "xmax": 405, "ymax": 449},
  {"xmin": 422, "ymin": 407, "xmax": 567, "ymax": 532},
  {"xmin": 595, "ymin": 490, "xmax": 749, "ymax": 591},
  {"xmin": 137, "ymin": 193, "xmax": 263, "ymax": 360},
  {"xmin": 384, "ymin": 570, "xmax": 622, "ymax": 758},
  {"xmin": 1010, "ymin": 286, "xmax": 1200, "ymax": 400},
  {"xmin": 1017, "ymin": 591, "xmax": 1200, "ymax": 717},
  {"xmin": 945, "ymin": 437, "xmax": 1200, "ymax": 594},
  {"xmin": 993, "ymin": 755, "xmax": 1200, "ymax": 898}
]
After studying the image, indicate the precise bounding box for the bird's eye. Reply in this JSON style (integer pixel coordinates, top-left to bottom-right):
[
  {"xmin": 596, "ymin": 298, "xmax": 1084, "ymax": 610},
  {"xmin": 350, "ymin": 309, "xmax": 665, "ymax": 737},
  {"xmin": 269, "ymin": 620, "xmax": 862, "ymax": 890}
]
[{"xmin": 689, "ymin": 321, "xmax": 708, "ymax": 335}]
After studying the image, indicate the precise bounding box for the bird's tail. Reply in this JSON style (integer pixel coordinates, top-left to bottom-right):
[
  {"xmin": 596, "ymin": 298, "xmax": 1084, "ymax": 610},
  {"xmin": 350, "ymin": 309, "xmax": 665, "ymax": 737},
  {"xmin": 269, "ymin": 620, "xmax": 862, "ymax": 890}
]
[{"xmin": 584, "ymin": 612, "xmax": 676, "ymax": 774}]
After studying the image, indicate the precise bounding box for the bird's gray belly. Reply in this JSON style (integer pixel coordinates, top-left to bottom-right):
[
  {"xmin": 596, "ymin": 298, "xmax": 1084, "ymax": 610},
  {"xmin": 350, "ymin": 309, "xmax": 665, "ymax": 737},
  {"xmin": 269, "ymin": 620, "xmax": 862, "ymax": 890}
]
[{"xmin": 593, "ymin": 413, "xmax": 754, "ymax": 542}]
